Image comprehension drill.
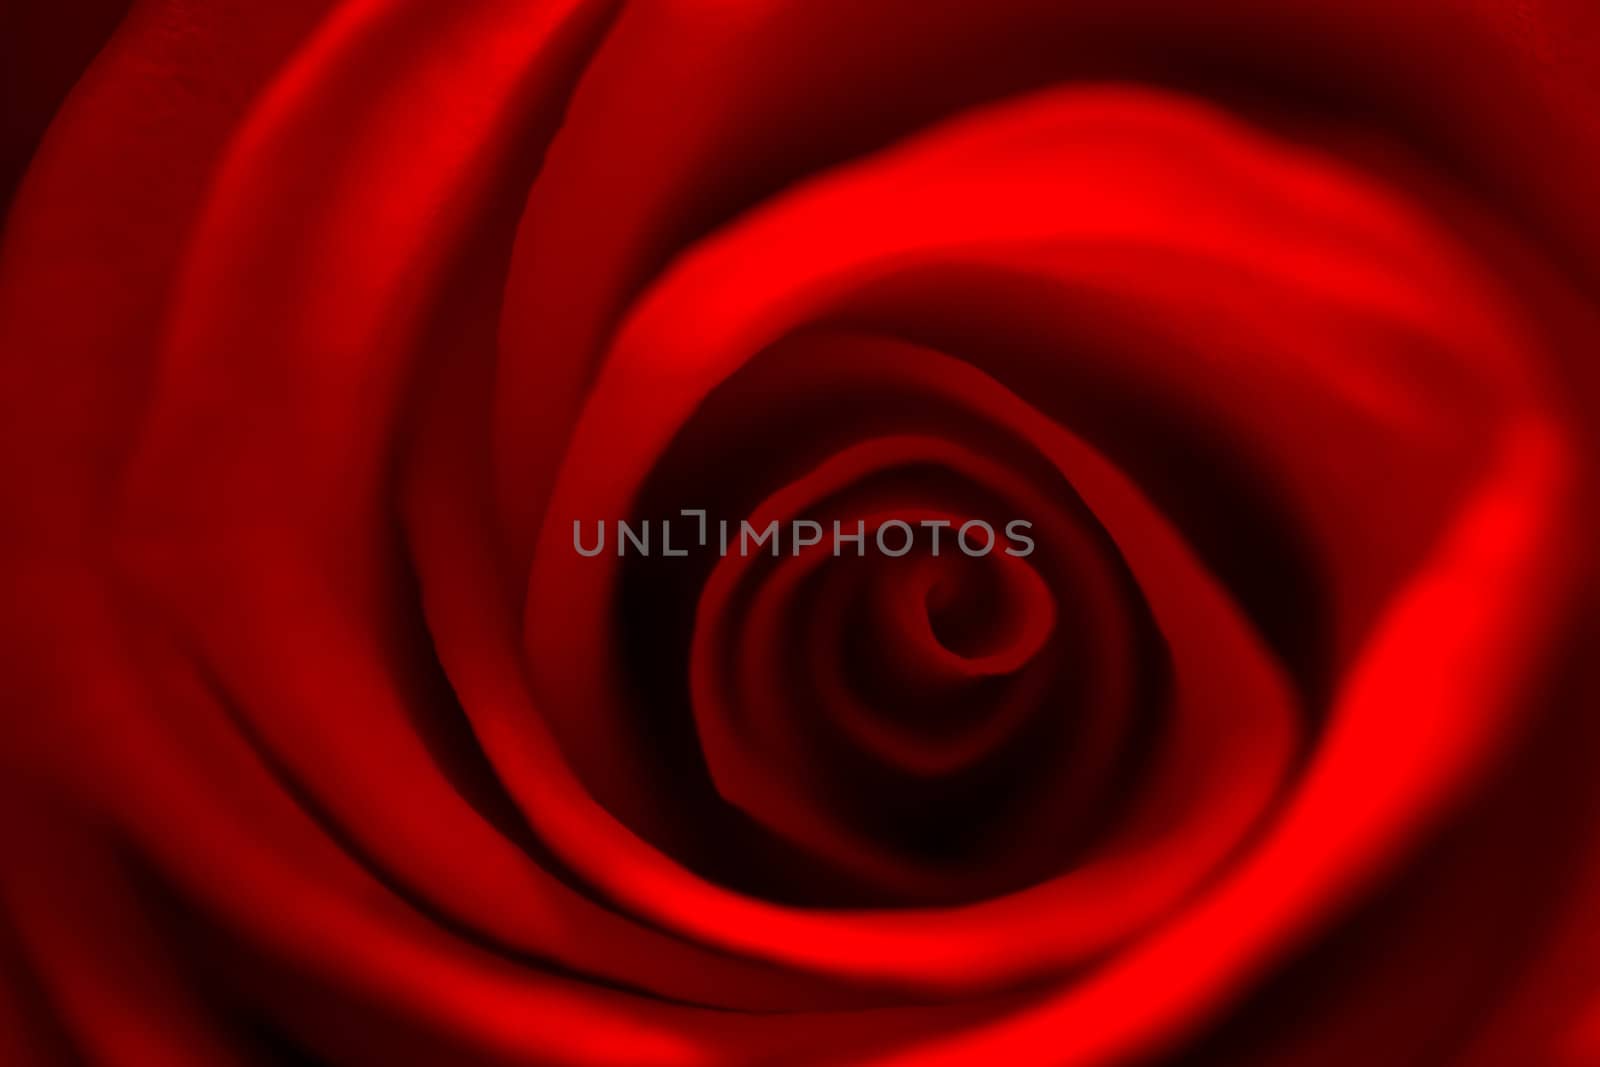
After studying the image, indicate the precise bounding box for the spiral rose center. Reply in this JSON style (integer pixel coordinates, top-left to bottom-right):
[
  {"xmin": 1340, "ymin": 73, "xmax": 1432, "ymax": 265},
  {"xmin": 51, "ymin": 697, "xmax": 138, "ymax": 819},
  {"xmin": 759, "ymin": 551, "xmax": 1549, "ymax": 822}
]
[{"xmin": 918, "ymin": 551, "xmax": 1057, "ymax": 671}]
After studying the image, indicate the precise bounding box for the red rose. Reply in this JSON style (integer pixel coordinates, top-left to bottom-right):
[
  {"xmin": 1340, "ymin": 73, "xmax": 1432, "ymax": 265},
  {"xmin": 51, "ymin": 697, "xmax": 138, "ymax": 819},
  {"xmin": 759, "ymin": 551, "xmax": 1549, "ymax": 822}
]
[{"xmin": 3, "ymin": 2, "xmax": 1599, "ymax": 1065}]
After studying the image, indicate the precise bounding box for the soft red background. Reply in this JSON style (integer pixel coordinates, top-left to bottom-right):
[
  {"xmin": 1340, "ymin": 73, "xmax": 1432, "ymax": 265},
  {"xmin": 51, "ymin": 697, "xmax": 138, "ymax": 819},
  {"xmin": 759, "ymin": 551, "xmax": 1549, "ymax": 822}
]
[{"xmin": 3, "ymin": 2, "xmax": 1600, "ymax": 1065}]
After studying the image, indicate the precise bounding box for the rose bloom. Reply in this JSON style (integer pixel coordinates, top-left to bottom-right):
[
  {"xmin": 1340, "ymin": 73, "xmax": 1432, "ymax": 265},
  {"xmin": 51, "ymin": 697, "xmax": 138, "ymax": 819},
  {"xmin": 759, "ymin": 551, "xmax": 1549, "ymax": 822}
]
[{"xmin": 2, "ymin": 2, "xmax": 1599, "ymax": 1065}]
